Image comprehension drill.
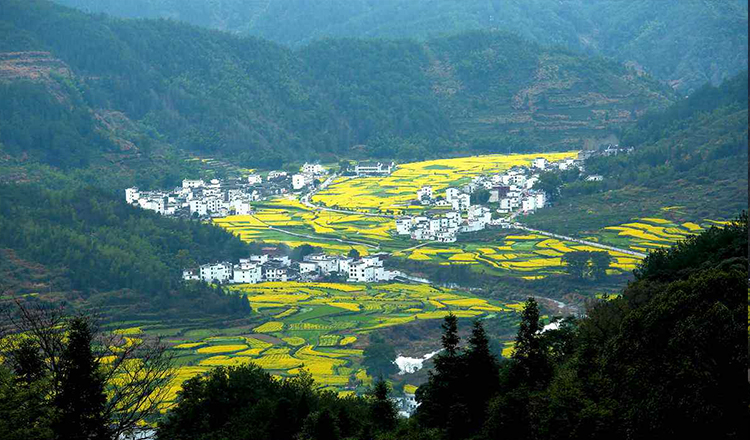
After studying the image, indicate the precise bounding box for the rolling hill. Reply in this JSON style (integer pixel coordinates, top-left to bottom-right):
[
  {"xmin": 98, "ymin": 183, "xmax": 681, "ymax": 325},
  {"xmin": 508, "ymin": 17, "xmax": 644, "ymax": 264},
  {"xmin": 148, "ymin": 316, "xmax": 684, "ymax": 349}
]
[
  {"xmin": 0, "ymin": 0, "xmax": 674, "ymax": 186},
  {"xmin": 50, "ymin": 0, "xmax": 749, "ymax": 93}
]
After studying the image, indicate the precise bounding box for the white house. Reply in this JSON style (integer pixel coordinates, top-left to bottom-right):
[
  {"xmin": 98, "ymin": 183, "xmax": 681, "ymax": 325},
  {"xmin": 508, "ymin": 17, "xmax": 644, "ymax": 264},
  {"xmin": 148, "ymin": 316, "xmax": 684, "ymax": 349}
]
[
  {"xmin": 267, "ymin": 171, "xmax": 288, "ymax": 180},
  {"xmin": 182, "ymin": 269, "xmax": 200, "ymax": 281},
  {"xmin": 396, "ymin": 218, "xmax": 413, "ymax": 235},
  {"xmin": 139, "ymin": 197, "xmax": 166, "ymax": 215},
  {"xmin": 416, "ymin": 186, "xmax": 433, "ymax": 201},
  {"xmin": 199, "ymin": 262, "xmax": 232, "ymax": 283},
  {"xmin": 586, "ymin": 175, "xmax": 604, "ymax": 182},
  {"xmin": 262, "ymin": 264, "xmax": 288, "ymax": 282},
  {"xmin": 182, "ymin": 179, "xmax": 205, "ymax": 189},
  {"xmin": 189, "ymin": 200, "xmax": 208, "ymax": 216},
  {"xmin": 292, "ymin": 174, "xmax": 307, "ymax": 190},
  {"xmin": 271, "ymin": 256, "xmax": 292, "ymax": 267},
  {"xmin": 232, "ymin": 200, "xmax": 252, "ymax": 216},
  {"xmin": 299, "ymin": 262, "xmax": 318, "ymax": 275},
  {"xmin": 249, "ymin": 255, "xmax": 269, "ymax": 265},
  {"xmin": 522, "ymin": 197, "xmax": 537, "ymax": 213},
  {"xmin": 445, "ymin": 188, "xmax": 460, "ymax": 203},
  {"xmin": 233, "ymin": 263, "xmax": 262, "ymax": 284},
  {"xmin": 338, "ymin": 258, "xmax": 354, "ymax": 274},
  {"xmin": 125, "ymin": 187, "xmax": 140, "ymax": 204},
  {"xmin": 534, "ymin": 192, "xmax": 547, "ymax": 209},
  {"xmin": 452, "ymin": 194, "xmax": 471, "ymax": 211},
  {"xmin": 302, "ymin": 163, "xmax": 326, "ymax": 175},
  {"xmin": 247, "ymin": 174, "xmax": 262, "ymax": 185},
  {"xmin": 354, "ymin": 162, "xmax": 394, "ymax": 176},
  {"xmin": 533, "ymin": 158, "xmax": 548, "ymax": 170}
]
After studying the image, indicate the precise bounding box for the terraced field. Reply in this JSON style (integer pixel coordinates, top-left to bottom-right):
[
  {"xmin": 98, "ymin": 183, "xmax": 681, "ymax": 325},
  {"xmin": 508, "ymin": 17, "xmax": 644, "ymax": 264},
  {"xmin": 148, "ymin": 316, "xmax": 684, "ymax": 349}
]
[
  {"xmin": 312, "ymin": 153, "xmax": 579, "ymax": 215},
  {"xmin": 213, "ymin": 197, "xmax": 397, "ymax": 253},
  {"xmin": 150, "ymin": 282, "xmax": 521, "ymax": 406},
  {"xmin": 592, "ymin": 217, "xmax": 726, "ymax": 254}
]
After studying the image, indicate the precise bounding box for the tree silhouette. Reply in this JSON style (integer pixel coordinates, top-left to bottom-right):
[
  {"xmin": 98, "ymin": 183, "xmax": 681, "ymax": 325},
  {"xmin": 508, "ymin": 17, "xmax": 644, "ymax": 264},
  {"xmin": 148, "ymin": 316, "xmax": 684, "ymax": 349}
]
[{"xmin": 52, "ymin": 316, "xmax": 110, "ymax": 440}]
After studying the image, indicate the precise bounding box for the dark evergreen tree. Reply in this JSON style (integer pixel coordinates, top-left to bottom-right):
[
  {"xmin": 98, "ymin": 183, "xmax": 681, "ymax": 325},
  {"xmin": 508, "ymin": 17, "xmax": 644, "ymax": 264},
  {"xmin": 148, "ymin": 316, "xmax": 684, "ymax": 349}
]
[
  {"xmin": 511, "ymin": 298, "xmax": 551, "ymax": 388},
  {"xmin": 52, "ymin": 317, "xmax": 110, "ymax": 440},
  {"xmin": 462, "ymin": 320, "xmax": 500, "ymax": 433},
  {"xmin": 369, "ymin": 377, "xmax": 397, "ymax": 433},
  {"xmin": 415, "ymin": 313, "xmax": 465, "ymax": 436}
]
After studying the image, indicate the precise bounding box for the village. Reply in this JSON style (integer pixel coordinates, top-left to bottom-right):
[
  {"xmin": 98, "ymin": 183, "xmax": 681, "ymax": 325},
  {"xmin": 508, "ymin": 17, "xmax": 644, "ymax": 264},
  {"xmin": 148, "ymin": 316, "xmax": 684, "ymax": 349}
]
[
  {"xmin": 394, "ymin": 155, "xmax": 591, "ymax": 243},
  {"xmin": 124, "ymin": 162, "xmax": 331, "ymax": 218},
  {"xmin": 125, "ymin": 152, "xmax": 608, "ymax": 283},
  {"xmin": 182, "ymin": 252, "xmax": 399, "ymax": 285}
]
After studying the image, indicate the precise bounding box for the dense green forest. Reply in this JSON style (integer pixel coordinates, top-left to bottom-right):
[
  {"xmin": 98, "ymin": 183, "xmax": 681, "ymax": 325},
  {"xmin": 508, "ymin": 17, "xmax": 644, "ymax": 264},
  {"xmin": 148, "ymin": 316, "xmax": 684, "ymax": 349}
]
[
  {"xmin": 51, "ymin": 0, "xmax": 748, "ymax": 93},
  {"xmin": 0, "ymin": 184, "xmax": 255, "ymax": 320},
  {"xmin": 0, "ymin": 0, "xmax": 673, "ymax": 182},
  {"xmin": 4, "ymin": 216, "xmax": 742, "ymax": 439},
  {"xmin": 525, "ymin": 70, "xmax": 749, "ymax": 233}
]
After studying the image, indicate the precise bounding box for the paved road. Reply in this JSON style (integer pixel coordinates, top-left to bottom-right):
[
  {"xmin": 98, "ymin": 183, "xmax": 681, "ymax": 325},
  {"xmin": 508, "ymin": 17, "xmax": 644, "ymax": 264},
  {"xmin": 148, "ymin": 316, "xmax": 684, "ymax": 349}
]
[{"xmin": 513, "ymin": 223, "xmax": 647, "ymax": 258}]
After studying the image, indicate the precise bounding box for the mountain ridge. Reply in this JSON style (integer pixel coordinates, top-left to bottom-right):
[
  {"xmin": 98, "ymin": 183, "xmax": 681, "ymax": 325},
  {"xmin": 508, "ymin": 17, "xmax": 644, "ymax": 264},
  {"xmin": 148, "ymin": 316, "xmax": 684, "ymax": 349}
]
[
  {"xmin": 49, "ymin": 0, "xmax": 749, "ymax": 93},
  {"xmin": 0, "ymin": 0, "xmax": 674, "ymax": 183}
]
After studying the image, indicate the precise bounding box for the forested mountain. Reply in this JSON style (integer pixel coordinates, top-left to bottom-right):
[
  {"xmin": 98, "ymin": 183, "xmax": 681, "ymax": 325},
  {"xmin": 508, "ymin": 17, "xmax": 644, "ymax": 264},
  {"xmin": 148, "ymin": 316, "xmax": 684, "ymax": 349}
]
[
  {"xmin": 51, "ymin": 0, "xmax": 748, "ymax": 93},
  {"xmin": 0, "ymin": 0, "xmax": 673, "ymax": 184},
  {"xmin": 525, "ymin": 70, "xmax": 749, "ymax": 232}
]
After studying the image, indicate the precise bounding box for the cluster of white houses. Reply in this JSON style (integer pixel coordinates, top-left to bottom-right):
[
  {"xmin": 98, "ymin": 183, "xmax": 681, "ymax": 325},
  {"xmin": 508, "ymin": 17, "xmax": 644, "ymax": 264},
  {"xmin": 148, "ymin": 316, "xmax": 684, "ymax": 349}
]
[
  {"xmin": 402, "ymin": 156, "xmax": 589, "ymax": 242},
  {"xmin": 125, "ymin": 163, "xmax": 328, "ymax": 218},
  {"xmin": 125, "ymin": 178, "xmax": 263, "ymax": 218},
  {"xmin": 396, "ymin": 206, "xmax": 496, "ymax": 243},
  {"xmin": 183, "ymin": 253, "xmax": 397, "ymax": 284},
  {"xmin": 292, "ymin": 163, "xmax": 328, "ymax": 190}
]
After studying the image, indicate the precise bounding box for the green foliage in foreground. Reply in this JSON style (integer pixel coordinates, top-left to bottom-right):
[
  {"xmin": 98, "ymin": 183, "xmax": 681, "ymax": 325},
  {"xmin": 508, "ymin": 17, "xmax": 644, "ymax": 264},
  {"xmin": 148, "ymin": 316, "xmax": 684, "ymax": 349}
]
[{"xmin": 158, "ymin": 367, "xmax": 398, "ymax": 440}]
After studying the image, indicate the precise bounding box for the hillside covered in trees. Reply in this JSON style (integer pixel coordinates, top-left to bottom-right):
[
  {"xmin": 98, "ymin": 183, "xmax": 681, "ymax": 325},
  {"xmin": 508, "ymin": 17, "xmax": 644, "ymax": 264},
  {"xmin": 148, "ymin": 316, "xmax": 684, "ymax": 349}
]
[
  {"xmin": 51, "ymin": 0, "xmax": 749, "ymax": 93},
  {"xmin": 0, "ymin": 184, "xmax": 254, "ymax": 320},
  {"xmin": 0, "ymin": 0, "xmax": 674, "ymax": 184},
  {"xmin": 525, "ymin": 70, "xmax": 749, "ymax": 232}
]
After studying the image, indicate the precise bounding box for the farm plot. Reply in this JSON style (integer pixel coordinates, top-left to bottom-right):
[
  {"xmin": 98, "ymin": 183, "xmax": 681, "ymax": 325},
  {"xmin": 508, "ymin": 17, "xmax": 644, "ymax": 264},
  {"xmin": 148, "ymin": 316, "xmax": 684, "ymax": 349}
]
[
  {"xmin": 593, "ymin": 217, "xmax": 719, "ymax": 254},
  {"xmin": 313, "ymin": 152, "xmax": 578, "ymax": 215},
  {"xmin": 160, "ymin": 282, "xmax": 520, "ymax": 405},
  {"xmin": 214, "ymin": 197, "xmax": 398, "ymax": 253},
  {"xmin": 393, "ymin": 233, "xmax": 643, "ymax": 278}
]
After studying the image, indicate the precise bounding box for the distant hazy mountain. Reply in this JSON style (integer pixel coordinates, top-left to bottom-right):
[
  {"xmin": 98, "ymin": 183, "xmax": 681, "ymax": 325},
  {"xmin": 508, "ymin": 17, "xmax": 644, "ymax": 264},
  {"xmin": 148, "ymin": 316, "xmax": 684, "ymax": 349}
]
[
  {"xmin": 51, "ymin": 0, "xmax": 748, "ymax": 93},
  {"xmin": 0, "ymin": 0, "xmax": 673, "ymax": 176}
]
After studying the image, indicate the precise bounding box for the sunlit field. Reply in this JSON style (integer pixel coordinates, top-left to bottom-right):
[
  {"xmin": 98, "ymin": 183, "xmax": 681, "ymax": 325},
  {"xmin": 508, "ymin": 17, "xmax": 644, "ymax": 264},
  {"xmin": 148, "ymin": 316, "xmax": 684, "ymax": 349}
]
[
  {"xmin": 312, "ymin": 153, "xmax": 579, "ymax": 214},
  {"xmin": 151, "ymin": 282, "xmax": 522, "ymax": 407}
]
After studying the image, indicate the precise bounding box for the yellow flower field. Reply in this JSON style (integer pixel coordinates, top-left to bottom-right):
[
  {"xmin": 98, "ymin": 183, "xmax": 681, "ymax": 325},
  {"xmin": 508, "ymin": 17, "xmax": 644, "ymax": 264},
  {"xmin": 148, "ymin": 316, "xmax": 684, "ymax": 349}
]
[{"xmin": 313, "ymin": 153, "xmax": 578, "ymax": 213}]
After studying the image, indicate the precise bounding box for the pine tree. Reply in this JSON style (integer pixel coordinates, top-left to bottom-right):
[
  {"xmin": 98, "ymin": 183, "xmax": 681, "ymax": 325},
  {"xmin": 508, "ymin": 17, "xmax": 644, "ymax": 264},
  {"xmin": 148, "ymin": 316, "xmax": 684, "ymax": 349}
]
[
  {"xmin": 463, "ymin": 320, "xmax": 500, "ymax": 432},
  {"xmin": 369, "ymin": 377, "xmax": 397, "ymax": 433},
  {"xmin": 53, "ymin": 317, "xmax": 110, "ymax": 440},
  {"xmin": 512, "ymin": 297, "xmax": 551, "ymax": 389},
  {"xmin": 415, "ymin": 313, "xmax": 464, "ymax": 434}
]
